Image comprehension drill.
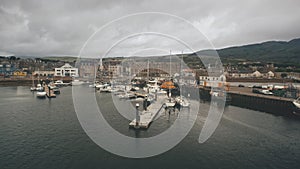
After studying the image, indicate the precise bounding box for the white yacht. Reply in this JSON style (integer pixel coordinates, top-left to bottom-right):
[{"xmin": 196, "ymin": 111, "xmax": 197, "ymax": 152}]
[
  {"xmin": 36, "ymin": 84, "xmax": 43, "ymax": 91},
  {"xmin": 36, "ymin": 90, "xmax": 46, "ymax": 98},
  {"xmin": 30, "ymin": 86, "xmax": 36, "ymax": 91},
  {"xmin": 71, "ymin": 79, "xmax": 84, "ymax": 86},
  {"xmin": 175, "ymin": 96, "xmax": 191, "ymax": 108},
  {"xmin": 293, "ymin": 98, "xmax": 300, "ymax": 109},
  {"xmin": 100, "ymin": 86, "xmax": 112, "ymax": 93},
  {"xmin": 54, "ymin": 80, "xmax": 70, "ymax": 86},
  {"xmin": 293, "ymin": 97, "xmax": 300, "ymax": 116},
  {"xmin": 145, "ymin": 79, "xmax": 160, "ymax": 93}
]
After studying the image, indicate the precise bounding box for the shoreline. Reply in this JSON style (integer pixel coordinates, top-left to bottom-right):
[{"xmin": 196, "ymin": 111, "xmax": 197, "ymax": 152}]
[{"xmin": 0, "ymin": 77, "xmax": 73, "ymax": 86}]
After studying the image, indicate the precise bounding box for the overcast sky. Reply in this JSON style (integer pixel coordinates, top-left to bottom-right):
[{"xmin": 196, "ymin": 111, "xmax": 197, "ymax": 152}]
[{"xmin": 0, "ymin": 0, "xmax": 300, "ymax": 57}]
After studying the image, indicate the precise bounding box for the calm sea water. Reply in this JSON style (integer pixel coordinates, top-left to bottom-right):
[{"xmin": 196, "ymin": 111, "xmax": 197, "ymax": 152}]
[{"xmin": 0, "ymin": 86, "xmax": 299, "ymax": 169}]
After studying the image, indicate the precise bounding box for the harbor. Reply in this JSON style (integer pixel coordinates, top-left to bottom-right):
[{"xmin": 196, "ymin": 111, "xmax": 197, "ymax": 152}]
[
  {"xmin": 1, "ymin": 85, "xmax": 300, "ymax": 169},
  {"xmin": 3, "ymin": 74, "xmax": 300, "ymax": 118}
]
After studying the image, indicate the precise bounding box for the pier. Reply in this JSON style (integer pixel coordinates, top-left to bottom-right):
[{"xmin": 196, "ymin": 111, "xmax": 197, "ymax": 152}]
[
  {"xmin": 129, "ymin": 95, "xmax": 166, "ymax": 129},
  {"xmin": 228, "ymin": 89, "xmax": 295, "ymax": 116},
  {"xmin": 198, "ymin": 86, "xmax": 298, "ymax": 117}
]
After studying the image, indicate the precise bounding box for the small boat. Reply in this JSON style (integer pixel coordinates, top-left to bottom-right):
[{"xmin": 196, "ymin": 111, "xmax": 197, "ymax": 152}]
[
  {"xmin": 165, "ymin": 102, "xmax": 176, "ymax": 108},
  {"xmin": 89, "ymin": 81, "xmax": 100, "ymax": 88},
  {"xmin": 71, "ymin": 79, "xmax": 84, "ymax": 86},
  {"xmin": 49, "ymin": 85, "xmax": 60, "ymax": 94},
  {"xmin": 54, "ymin": 80, "xmax": 70, "ymax": 87},
  {"xmin": 30, "ymin": 86, "xmax": 36, "ymax": 91},
  {"xmin": 100, "ymin": 86, "xmax": 112, "ymax": 93},
  {"xmin": 118, "ymin": 92, "xmax": 136, "ymax": 100},
  {"xmin": 36, "ymin": 84, "xmax": 43, "ymax": 91},
  {"xmin": 175, "ymin": 96, "xmax": 190, "ymax": 108},
  {"xmin": 145, "ymin": 79, "xmax": 160, "ymax": 93},
  {"xmin": 36, "ymin": 91, "xmax": 46, "ymax": 98},
  {"xmin": 292, "ymin": 98, "xmax": 300, "ymax": 116},
  {"xmin": 30, "ymin": 75, "xmax": 36, "ymax": 91},
  {"xmin": 293, "ymin": 98, "xmax": 300, "ymax": 109}
]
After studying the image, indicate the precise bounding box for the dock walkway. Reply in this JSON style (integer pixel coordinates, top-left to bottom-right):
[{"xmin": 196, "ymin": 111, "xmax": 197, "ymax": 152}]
[{"xmin": 129, "ymin": 95, "xmax": 167, "ymax": 129}]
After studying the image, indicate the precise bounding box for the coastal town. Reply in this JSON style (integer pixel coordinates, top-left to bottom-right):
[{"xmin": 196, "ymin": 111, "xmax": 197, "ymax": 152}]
[
  {"xmin": 0, "ymin": 54, "xmax": 299, "ymax": 117},
  {"xmin": 1, "ymin": 55, "xmax": 300, "ymax": 82},
  {"xmin": 2, "ymin": 1, "xmax": 300, "ymax": 168}
]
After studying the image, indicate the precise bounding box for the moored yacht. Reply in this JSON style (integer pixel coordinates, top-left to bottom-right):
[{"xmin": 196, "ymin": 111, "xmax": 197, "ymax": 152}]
[
  {"xmin": 293, "ymin": 97, "xmax": 300, "ymax": 109},
  {"xmin": 36, "ymin": 91, "xmax": 46, "ymax": 98},
  {"xmin": 293, "ymin": 97, "xmax": 300, "ymax": 116},
  {"xmin": 71, "ymin": 79, "xmax": 84, "ymax": 86},
  {"xmin": 36, "ymin": 84, "xmax": 43, "ymax": 91},
  {"xmin": 54, "ymin": 80, "xmax": 70, "ymax": 87}
]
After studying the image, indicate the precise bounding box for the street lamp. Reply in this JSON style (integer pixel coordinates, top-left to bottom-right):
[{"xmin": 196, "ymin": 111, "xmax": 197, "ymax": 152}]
[{"xmin": 135, "ymin": 103, "xmax": 140, "ymax": 128}]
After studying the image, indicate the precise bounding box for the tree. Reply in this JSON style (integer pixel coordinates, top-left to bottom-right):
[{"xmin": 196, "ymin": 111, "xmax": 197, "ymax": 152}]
[{"xmin": 9, "ymin": 56, "xmax": 16, "ymax": 60}]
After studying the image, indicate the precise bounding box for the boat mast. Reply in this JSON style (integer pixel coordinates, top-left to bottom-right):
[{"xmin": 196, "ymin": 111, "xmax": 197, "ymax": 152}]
[
  {"xmin": 32, "ymin": 72, "xmax": 35, "ymax": 87},
  {"xmin": 147, "ymin": 59, "xmax": 149, "ymax": 81},
  {"xmin": 169, "ymin": 50, "xmax": 172, "ymax": 99}
]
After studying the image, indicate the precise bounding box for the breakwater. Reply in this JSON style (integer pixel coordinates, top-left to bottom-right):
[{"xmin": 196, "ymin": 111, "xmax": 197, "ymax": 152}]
[{"xmin": 198, "ymin": 87, "xmax": 298, "ymax": 117}]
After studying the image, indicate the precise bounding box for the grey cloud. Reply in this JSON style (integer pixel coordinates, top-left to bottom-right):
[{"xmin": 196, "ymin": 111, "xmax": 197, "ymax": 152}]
[{"xmin": 0, "ymin": 0, "xmax": 299, "ymax": 57}]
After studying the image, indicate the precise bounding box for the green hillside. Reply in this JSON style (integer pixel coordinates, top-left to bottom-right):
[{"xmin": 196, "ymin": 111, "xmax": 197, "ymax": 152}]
[
  {"xmin": 217, "ymin": 38, "xmax": 300, "ymax": 66},
  {"xmin": 190, "ymin": 38, "xmax": 300, "ymax": 67}
]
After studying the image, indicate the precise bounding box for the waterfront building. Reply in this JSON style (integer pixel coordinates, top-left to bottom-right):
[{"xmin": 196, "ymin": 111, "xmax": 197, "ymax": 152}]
[
  {"xmin": 54, "ymin": 63, "xmax": 78, "ymax": 77},
  {"xmin": 199, "ymin": 74, "xmax": 227, "ymax": 87},
  {"xmin": 0, "ymin": 63, "xmax": 15, "ymax": 76},
  {"xmin": 78, "ymin": 61, "xmax": 97, "ymax": 78},
  {"xmin": 13, "ymin": 70, "xmax": 27, "ymax": 76},
  {"xmin": 33, "ymin": 70, "xmax": 55, "ymax": 77}
]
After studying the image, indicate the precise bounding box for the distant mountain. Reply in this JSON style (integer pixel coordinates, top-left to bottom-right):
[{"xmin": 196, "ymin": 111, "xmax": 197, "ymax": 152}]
[{"xmin": 192, "ymin": 38, "xmax": 300, "ymax": 66}]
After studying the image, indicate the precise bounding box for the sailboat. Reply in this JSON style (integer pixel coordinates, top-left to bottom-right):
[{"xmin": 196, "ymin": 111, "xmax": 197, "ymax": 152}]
[
  {"xmin": 30, "ymin": 74, "xmax": 36, "ymax": 91},
  {"xmin": 36, "ymin": 83, "xmax": 46, "ymax": 98}
]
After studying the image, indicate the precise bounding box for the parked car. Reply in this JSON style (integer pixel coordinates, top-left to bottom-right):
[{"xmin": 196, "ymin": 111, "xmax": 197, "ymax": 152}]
[
  {"xmin": 238, "ymin": 84, "xmax": 245, "ymax": 87},
  {"xmin": 261, "ymin": 90, "xmax": 273, "ymax": 95},
  {"xmin": 253, "ymin": 85, "xmax": 263, "ymax": 89},
  {"xmin": 252, "ymin": 89, "xmax": 261, "ymax": 94}
]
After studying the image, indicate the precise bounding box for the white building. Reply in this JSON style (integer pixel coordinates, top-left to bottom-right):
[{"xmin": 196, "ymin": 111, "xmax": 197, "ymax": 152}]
[
  {"xmin": 199, "ymin": 74, "xmax": 226, "ymax": 87},
  {"xmin": 266, "ymin": 71, "xmax": 275, "ymax": 78},
  {"xmin": 252, "ymin": 70, "xmax": 262, "ymax": 77},
  {"xmin": 33, "ymin": 70, "xmax": 55, "ymax": 77},
  {"xmin": 55, "ymin": 63, "xmax": 79, "ymax": 77}
]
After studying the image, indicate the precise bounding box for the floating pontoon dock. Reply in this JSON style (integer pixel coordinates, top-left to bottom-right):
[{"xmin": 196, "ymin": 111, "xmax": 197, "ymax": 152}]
[{"xmin": 129, "ymin": 95, "xmax": 166, "ymax": 129}]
